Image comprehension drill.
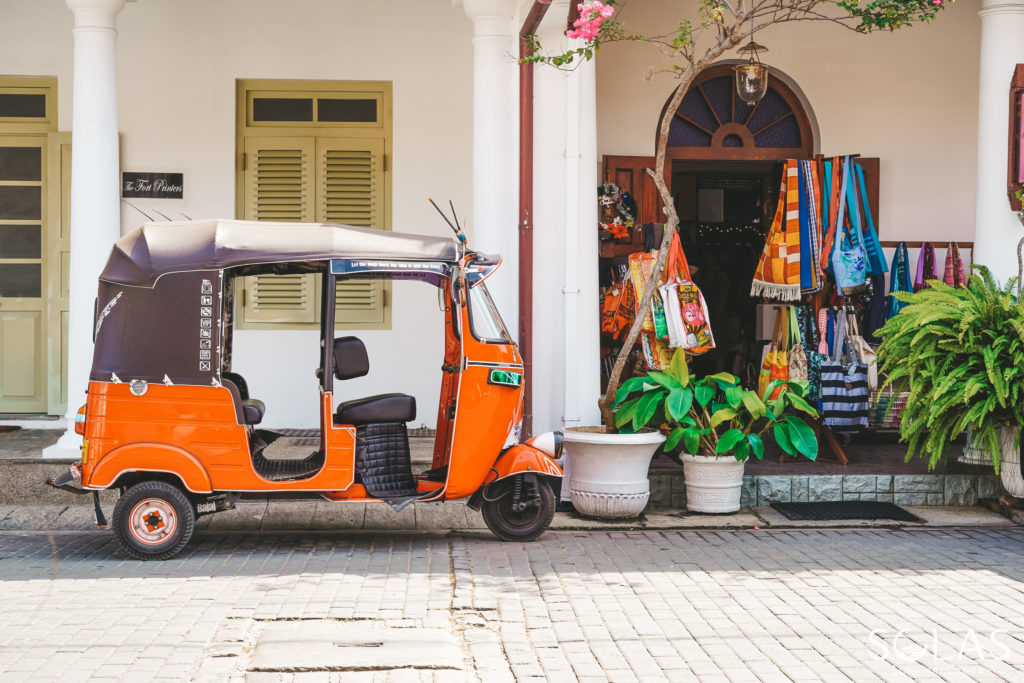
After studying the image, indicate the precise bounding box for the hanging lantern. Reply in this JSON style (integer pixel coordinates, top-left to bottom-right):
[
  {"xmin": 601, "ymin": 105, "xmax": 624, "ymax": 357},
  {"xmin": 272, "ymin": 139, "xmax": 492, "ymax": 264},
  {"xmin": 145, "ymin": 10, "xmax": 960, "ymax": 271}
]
[{"xmin": 734, "ymin": 41, "xmax": 769, "ymax": 106}]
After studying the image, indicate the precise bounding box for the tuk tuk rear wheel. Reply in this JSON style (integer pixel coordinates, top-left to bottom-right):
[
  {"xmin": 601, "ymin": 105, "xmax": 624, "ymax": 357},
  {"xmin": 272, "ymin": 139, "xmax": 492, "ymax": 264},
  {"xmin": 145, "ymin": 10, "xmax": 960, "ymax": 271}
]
[
  {"xmin": 481, "ymin": 475, "xmax": 555, "ymax": 542},
  {"xmin": 112, "ymin": 480, "xmax": 195, "ymax": 561}
]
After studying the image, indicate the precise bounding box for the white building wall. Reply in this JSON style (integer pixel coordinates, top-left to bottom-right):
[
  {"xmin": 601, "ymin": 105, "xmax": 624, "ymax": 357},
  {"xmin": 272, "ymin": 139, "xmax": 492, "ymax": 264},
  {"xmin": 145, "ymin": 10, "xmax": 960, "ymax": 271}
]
[
  {"xmin": 0, "ymin": 0, "xmax": 477, "ymax": 428},
  {"xmin": 594, "ymin": 1, "xmax": 981, "ymax": 245}
]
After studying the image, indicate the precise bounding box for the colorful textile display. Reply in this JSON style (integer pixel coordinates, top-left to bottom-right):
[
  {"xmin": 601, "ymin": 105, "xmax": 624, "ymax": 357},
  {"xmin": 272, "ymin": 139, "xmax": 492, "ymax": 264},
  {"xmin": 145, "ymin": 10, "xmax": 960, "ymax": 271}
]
[
  {"xmin": 798, "ymin": 160, "xmax": 824, "ymax": 294},
  {"xmin": 886, "ymin": 242, "xmax": 913, "ymax": 319},
  {"xmin": 659, "ymin": 231, "xmax": 715, "ymax": 354},
  {"xmin": 628, "ymin": 251, "xmax": 668, "ymax": 337},
  {"xmin": 831, "ymin": 157, "xmax": 868, "ymax": 296},
  {"xmin": 943, "ymin": 242, "xmax": 967, "ymax": 287},
  {"xmin": 751, "ymin": 160, "xmax": 802, "ymax": 301},
  {"xmin": 853, "ymin": 163, "xmax": 887, "ymax": 276},
  {"xmin": 913, "ymin": 242, "xmax": 937, "ymax": 292},
  {"xmin": 821, "ymin": 310, "xmax": 869, "ymax": 431}
]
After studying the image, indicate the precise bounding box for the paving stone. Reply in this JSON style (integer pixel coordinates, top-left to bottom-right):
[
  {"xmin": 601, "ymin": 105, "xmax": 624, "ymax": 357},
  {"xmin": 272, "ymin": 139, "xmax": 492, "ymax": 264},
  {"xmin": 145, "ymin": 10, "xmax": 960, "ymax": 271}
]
[
  {"xmin": 756, "ymin": 476, "xmax": 791, "ymax": 504},
  {"xmin": 791, "ymin": 477, "xmax": 809, "ymax": 503},
  {"xmin": 943, "ymin": 475, "xmax": 977, "ymax": 506},
  {"xmin": 843, "ymin": 475, "xmax": 877, "ymax": 494},
  {"xmin": 894, "ymin": 492, "xmax": 927, "ymax": 506},
  {"xmin": 807, "ymin": 476, "xmax": 843, "ymax": 502},
  {"xmin": 977, "ymin": 475, "xmax": 1002, "ymax": 500},
  {"xmin": 893, "ymin": 475, "xmax": 944, "ymax": 493},
  {"xmin": 740, "ymin": 476, "xmax": 756, "ymax": 507}
]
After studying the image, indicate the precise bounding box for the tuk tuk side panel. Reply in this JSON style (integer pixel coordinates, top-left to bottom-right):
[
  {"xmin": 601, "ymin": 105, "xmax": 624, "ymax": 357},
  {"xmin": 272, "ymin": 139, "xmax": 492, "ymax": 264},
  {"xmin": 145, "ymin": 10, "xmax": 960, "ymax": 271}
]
[
  {"xmin": 442, "ymin": 301, "xmax": 524, "ymax": 499},
  {"xmin": 83, "ymin": 382, "xmax": 358, "ymax": 493},
  {"xmin": 82, "ymin": 382, "xmax": 246, "ymax": 491}
]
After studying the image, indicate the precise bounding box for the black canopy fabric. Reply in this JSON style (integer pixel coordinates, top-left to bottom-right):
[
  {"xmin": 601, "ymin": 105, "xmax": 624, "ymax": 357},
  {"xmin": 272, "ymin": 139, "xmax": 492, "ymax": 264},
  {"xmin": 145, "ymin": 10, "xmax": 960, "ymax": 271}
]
[{"xmin": 100, "ymin": 220, "xmax": 460, "ymax": 287}]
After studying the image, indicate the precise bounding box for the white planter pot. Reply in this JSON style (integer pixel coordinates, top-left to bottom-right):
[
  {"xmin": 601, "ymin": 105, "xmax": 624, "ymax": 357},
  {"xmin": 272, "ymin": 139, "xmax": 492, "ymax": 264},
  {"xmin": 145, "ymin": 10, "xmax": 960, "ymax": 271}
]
[
  {"xmin": 680, "ymin": 454, "xmax": 745, "ymax": 513},
  {"xmin": 563, "ymin": 427, "xmax": 665, "ymax": 519},
  {"xmin": 959, "ymin": 429, "xmax": 994, "ymax": 466},
  {"xmin": 997, "ymin": 425, "xmax": 1024, "ymax": 498}
]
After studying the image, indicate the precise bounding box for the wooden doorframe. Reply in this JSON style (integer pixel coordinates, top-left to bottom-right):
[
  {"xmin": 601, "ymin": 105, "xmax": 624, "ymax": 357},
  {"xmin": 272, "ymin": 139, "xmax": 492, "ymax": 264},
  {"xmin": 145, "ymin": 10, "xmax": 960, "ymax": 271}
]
[{"xmin": 46, "ymin": 132, "xmax": 70, "ymax": 415}]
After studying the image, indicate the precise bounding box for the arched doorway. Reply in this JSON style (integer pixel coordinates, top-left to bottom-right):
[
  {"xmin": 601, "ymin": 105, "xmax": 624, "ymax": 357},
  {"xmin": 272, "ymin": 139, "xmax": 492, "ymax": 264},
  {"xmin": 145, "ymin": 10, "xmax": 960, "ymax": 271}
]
[
  {"xmin": 665, "ymin": 64, "xmax": 818, "ymax": 380},
  {"xmin": 662, "ymin": 63, "xmax": 816, "ymax": 162}
]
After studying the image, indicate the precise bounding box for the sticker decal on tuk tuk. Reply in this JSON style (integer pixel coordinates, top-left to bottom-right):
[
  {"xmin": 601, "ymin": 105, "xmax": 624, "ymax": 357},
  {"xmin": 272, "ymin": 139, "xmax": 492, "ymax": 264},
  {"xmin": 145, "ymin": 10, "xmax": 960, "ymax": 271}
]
[
  {"xmin": 488, "ymin": 369, "xmax": 522, "ymax": 388},
  {"xmin": 94, "ymin": 291, "xmax": 123, "ymax": 339}
]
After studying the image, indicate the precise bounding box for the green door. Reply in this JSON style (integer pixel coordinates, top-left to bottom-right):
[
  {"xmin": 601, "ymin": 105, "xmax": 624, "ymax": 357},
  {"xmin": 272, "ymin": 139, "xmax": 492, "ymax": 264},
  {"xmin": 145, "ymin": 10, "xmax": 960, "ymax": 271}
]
[{"xmin": 0, "ymin": 136, "xmax": 47, "ymax": 412}]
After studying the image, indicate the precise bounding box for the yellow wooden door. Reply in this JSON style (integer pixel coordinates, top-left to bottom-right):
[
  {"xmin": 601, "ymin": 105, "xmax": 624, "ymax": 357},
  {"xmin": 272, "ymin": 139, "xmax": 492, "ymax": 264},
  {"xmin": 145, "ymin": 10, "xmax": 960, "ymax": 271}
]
[{"xmin": 0, "ymin": 136, "xmax": 47, "ymax": 412}]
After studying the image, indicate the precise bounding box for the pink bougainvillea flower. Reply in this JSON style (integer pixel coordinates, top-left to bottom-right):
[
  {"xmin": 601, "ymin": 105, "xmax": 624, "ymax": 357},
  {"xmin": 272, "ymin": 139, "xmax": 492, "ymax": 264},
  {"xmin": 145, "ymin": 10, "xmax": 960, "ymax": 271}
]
[{"xmin": 566, "ymin": 1, "xmax": 614, "ymax": 42}]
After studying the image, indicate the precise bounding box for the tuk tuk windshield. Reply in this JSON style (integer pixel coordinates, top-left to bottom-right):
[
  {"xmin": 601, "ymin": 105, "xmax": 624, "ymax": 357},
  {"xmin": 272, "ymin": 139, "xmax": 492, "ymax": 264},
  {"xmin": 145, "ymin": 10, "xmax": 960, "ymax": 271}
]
[{"xmin": 468, "ymin": 283, "xmax": 512, "ymax": 344}]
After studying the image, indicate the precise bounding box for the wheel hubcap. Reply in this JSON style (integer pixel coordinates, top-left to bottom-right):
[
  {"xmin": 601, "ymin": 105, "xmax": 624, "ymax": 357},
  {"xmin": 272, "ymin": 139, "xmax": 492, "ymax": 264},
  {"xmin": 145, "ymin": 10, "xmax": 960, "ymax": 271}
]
[{"xmin": 129, "ymin": 498, "xmax": 177, "ymax": 545}]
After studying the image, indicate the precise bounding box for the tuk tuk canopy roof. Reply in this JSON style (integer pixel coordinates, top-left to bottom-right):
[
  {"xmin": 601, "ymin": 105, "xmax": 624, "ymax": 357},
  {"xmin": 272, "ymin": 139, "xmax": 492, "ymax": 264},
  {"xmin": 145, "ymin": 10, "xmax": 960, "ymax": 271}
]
[{"xmin": 100, "ymin": 220, "xmax": 461, "ymax": 287}]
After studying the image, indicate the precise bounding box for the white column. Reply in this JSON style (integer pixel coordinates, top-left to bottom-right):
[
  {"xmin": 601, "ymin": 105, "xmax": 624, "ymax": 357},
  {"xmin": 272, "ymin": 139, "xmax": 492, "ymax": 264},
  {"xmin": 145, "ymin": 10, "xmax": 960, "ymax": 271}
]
[
  {"xmin": 531, "ymin": 2, "xmax": 569, "ymax": 434},
  {"xmin": 462, "ymin": 0, "xmax": 519, "ymax": 336},
  {"xmin": 562, "ymin": 40, "xmax": 600, "ymax": 428},
  {"xmin": 45, "ymin": 0, "xmax": 127, "ymax": 458},
  {"xmin": 573, "ymin": 47, "xmax": 601, "ymax": 428},
  {"xmin": 973, "ymin": 0, "xmax": 1024, "ymax": 284}
]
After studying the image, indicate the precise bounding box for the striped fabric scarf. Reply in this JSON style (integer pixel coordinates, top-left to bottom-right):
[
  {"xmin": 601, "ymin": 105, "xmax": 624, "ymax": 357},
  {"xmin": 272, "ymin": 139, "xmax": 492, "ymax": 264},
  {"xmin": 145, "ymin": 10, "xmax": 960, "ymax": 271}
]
[
  {"xmin": 799, "ymin": 160, "xmax": 824, "ymax": 293},
  {"xmin": 751, "ymin": 159, "xmax": 802, "ymax": 301}
]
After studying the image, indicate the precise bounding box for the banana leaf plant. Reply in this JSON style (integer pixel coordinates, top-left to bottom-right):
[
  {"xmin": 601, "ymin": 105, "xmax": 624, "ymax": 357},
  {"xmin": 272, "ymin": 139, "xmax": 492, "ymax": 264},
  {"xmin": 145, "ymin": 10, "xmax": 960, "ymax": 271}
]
[{"xmin": 613, "ymin": 348, "xmax": 819, "ymax": 462}]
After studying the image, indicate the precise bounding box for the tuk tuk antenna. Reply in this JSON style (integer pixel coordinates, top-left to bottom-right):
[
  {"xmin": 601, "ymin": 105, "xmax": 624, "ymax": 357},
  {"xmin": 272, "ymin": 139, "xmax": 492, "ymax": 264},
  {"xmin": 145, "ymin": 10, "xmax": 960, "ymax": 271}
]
[
  {"xmin": 449, "ymin": 200, "xmax": 462, "ymax": 232},
  {"xmin": 428, "ymin": 197, "xmax": 467, "ymax": 245}
]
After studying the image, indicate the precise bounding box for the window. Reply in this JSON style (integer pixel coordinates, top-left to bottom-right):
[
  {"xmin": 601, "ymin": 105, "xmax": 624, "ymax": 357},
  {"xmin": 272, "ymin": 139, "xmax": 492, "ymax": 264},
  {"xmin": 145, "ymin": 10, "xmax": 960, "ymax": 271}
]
[
  {"xmin": 0, "ymin": 77, "xmax": 56, "ymax": 134},
  {"xmin": 665, "ymin": 65, "xmax": 814, "ymax": 161},
  {"xmin": 235, "ymin": 80, "xmax": 392, "ymax": 329},
  {"xmin": 467, "ymin": 283, "xmax": 512, "ymax": 344}
]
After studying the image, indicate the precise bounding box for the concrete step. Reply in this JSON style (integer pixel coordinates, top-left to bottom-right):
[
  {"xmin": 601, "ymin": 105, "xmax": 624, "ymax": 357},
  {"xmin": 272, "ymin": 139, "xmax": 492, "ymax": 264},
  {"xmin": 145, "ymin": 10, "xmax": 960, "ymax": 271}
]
[{"xmin": 0, "ymin": 502, "xmax": 1015, "ymax": 533}]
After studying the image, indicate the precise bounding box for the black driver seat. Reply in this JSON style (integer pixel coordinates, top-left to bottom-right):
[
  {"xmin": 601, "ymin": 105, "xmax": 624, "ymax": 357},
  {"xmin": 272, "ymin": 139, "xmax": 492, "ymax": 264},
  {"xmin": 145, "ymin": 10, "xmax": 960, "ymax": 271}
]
[{"xmin": 331, "ymin": 337, "xmax": 416, "ymax": 426}]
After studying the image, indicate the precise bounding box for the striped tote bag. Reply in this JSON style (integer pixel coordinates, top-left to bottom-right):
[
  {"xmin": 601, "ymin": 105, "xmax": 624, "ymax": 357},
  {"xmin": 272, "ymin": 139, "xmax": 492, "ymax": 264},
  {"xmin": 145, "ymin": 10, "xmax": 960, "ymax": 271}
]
[{"xmin": 821, "ymin": 311, "xmax": 869, "ymax": 431}]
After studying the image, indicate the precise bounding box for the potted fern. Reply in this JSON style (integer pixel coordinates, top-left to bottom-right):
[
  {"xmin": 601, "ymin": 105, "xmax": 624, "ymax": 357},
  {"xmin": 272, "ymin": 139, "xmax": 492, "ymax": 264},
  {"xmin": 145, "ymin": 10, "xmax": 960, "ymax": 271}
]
[
  {"xmin": 877, "ymin": 266, "xmax": 1024, "ymax": 497},
  {"xmin": 614, "ymin": 349, "xmax": 819, "ymax": 513}
]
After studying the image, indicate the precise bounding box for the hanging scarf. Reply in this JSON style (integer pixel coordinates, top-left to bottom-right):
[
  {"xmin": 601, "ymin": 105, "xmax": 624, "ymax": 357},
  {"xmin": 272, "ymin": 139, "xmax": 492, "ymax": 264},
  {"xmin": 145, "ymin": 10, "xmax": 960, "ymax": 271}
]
[
  {"xmin": 853, "ymin": 162, "xmax": 888, "ymax": 276},
  {"xmin": 819, "ymin": 158, "xmax": 843, "ymax": 274},
  {"xmin": 943, "ymin": 242, "xmax": 967, "ymax": 287},
  {"xmin": 887, "ymin": 241, "xmax": 913, "ymax": 319},
  {"xmin": 799, "ymin": 160, "xmax": 824, "ymax": 293},
  {"xmin": 751, "ymin": 159, "xmax": 801, "ymax": 301},
  {"xmin": 914, "ymin": 242, "xmax": 936, "ymax": 292}
]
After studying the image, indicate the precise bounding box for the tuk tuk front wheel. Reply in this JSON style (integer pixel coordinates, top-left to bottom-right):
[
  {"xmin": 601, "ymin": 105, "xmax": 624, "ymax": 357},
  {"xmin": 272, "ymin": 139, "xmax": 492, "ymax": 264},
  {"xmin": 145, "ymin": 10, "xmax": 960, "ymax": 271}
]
[
  {"xmin": 112, "ymin": 480, "xmax": 195, "ymax": 561},
  {"xmin": 481, "ymin": 475, "xmax": 555, "ymax": 542}
]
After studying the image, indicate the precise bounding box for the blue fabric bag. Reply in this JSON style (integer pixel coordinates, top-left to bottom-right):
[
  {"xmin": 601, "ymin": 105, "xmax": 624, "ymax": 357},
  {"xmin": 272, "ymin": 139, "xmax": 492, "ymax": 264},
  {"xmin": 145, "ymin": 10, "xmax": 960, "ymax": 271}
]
[{"xmin": 831, "ymin": 157, "xmax": 868, "ymax": 296}]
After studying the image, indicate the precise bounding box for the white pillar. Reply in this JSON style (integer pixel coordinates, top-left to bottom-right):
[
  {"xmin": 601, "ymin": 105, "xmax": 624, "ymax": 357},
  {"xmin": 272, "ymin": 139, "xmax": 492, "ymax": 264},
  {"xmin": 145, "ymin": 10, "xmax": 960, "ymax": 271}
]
[
  {"xmin": 573, "ymin": 47, "xmax": 601, "ymax": 428},
  {"xmin": 531, "ymin": 3, "xmax": 568, "ymax": 435},
  {"xmin": 45, "ymin": 0, "xmax": 127, "ymax": 458},
  {"xmin": 561, "ymin": 41, "xmax": 600, "ymax": 428},
  {"xmin": 462, "ymin": 0, "xmax": 519, "ymax": 336},
  {"xmin": 973, "ymin": 0, "xmax": 1024, "ymax": 284}
]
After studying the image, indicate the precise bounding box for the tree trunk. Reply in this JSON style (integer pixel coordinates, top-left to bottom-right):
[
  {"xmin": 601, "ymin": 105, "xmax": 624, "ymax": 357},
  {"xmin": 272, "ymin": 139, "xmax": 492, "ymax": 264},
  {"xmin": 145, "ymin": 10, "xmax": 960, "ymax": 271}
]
[{"xmin": 597, "ymin": 32, "xmax": 745, "ymax": 432}]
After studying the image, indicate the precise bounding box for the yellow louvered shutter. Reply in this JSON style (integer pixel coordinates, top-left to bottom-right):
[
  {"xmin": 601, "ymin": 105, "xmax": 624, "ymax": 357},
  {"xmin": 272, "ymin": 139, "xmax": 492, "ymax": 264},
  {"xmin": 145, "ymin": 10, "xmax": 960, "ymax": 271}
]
[
  {"xmin": 317, "ymin": 138, "xmax": 387, "ymax": 326},
  {"xmin": 241, "ymin": 137, "xmax": 317, "ymax": 323}
]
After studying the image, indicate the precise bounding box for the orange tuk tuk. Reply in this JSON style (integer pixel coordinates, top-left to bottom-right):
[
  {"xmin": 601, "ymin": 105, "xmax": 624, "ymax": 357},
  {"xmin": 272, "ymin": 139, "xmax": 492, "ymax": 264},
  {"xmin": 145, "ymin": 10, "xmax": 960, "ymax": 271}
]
[{"xmin": 49, "ymin": 219, "xmax": 563, "ymax": 559}]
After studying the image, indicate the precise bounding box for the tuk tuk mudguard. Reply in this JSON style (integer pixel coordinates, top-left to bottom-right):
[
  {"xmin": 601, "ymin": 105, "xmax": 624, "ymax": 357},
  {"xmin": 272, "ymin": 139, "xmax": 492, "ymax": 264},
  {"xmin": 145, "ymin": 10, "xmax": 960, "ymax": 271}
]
[
  {"xmin": 488, "ymin": 444, "xmax": 563, "ymax": 483},
  {"xmin": 87, "ymin": 443, "xmax": 213, "ymax": 494}
]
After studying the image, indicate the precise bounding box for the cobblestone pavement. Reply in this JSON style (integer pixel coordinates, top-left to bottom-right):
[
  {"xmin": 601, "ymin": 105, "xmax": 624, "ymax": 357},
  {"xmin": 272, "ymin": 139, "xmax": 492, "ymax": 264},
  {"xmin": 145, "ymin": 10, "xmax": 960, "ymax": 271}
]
[{"xmin": 2, "ymin": 528, "xmax": 1024, "ymax": 682}]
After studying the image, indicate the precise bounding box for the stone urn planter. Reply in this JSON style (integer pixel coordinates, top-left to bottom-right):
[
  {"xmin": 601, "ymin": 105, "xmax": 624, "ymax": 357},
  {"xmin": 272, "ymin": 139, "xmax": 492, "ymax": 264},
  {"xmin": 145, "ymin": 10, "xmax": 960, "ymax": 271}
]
[
  {"xmin": 996, "ymin": 425, "xmax": 1024, "ymax": 498},
  {"xmin": 679, "ymin": 454, "xmax": 745, "ymax": 513},
  {"xmin": 562, "ymin": 427, "xmax": 665, "ymax": 519}
]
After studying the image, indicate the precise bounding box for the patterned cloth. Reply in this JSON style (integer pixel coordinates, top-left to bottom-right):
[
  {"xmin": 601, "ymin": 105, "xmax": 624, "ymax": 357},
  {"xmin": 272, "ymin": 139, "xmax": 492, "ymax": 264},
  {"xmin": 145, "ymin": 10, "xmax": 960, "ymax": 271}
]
[
  {"xmin": 751, "ymin": 159, "xmax": 802, "ymax": 301},
  {"xmin": 887, "ymin": 242, "xmax": 913, "ymax": 319},
  {"xmin": 799, "ymin": 161, "xmax": 824, "ymax": 293}
]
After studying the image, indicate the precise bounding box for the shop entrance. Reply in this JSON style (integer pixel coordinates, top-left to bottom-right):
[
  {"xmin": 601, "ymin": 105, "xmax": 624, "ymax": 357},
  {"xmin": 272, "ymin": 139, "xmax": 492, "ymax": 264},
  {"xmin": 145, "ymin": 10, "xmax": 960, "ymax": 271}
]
[{"xmin": 671, "ymin": 159, "xmax": 782, "ymax": 384}]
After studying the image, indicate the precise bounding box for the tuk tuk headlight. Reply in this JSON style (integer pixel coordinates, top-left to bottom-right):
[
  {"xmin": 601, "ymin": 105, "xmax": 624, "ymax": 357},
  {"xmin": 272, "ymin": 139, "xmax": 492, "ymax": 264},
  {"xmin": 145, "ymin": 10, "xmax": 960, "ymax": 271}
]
[{"xmin": 526, "ymin": 431, "xmax": 563, "ymax": 461}]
